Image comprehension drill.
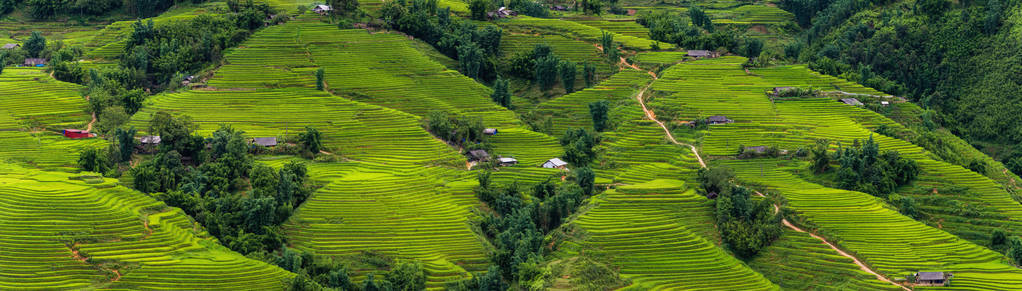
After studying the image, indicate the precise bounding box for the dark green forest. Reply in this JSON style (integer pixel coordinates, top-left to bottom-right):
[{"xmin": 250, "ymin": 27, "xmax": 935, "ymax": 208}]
[{"xmin": 778, "ymin": 0, "xmax": 1022, "ymax": 172}]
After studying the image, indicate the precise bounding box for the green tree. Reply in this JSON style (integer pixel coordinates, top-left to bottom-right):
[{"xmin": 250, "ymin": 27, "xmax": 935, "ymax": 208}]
[
  {"xmin": 583, "ymin": 62, "xmax": 596, "ymax": 88},
  {"xmin": 810, "ymin": 139, "xmax": 831, "ymax": 173},
  {"xmin": 534, "ymin": 55, "xmax": 560, "ymax": 90},
  {"xmin": 97, "ymin": 106, "xmax": 129, "ymax": 133},
  {"xmin": 386, "ymin": 261, "xmax": 426, "ymax": 291},
  {"xmin": 1009, "ymin": 237, "xmax": 1022, "ymax": 266},
  {"xmin": 78, "ymin": 147, "xmax": 110, "ymax": 173},
  {"xmin": 697, "ymin": 166, "xmax": 735, "ymax": 195},
  {"xmin": 559, "ymin": 61, "xmax": 576, "ymax": 93},
  {"xmin": 742, "ymin": 38, "xmax": 763, "ymax": 58},
  {"xmin": 990, "ymin": 228, "xmax": 1007, "ymax": 248},
  {"xmin": 491, "ymin": 77, "xmax": 511, "ymax": 108},
  {"xmin": 315, "ymin": 68, "xmax": 325, "ymax": 90},
  {"xmin": 24, "ymin": 31, "xmax": 46, "ymax": 58},
  {"xmin": 984, "ymin": 0, "xmax": 1002, "ymax": 34},
  {"xmin": 588, "ymin": 99, "xmax": 609, "ymax": 132},
  {"xmin": 575, "ymin": 167, "xmax": 595, "ymax": 196},
  {"xmin": 469, "ymin": 0, "xmax": 487, "ymax": 20},
  {"xmin": 299, "ymin": 126, "xmax": 323, "ymax": 154},
  {"xmin": 114, "ymin": 127, "xmax": 137, "ymax": 164},
  {"xmin": 457, "ymin": 42, "xmax": 484, "ymax": 80}
]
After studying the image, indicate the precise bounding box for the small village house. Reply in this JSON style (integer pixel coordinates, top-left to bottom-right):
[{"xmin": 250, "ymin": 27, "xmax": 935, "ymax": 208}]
[
  {"xmin": 252, "ymin": 137, "xmax": 278, "ymax": 147},
  {"xmin": 743, "ymin": 146, "xmax": 767, "ymax": 154},
  {"xmin": 914, "ymin": 272, "xmax": 951, "ymax": 286},
  {"xmin": 138, "ymin": 136, "xmax": 161, "ymax": 152},
  {"xmin": 2, "ymin": 43, "xmax": 19, "ymax": 49},
  {"xmin": 62, "ymin": 129, "xmax": 94, "ymax": 139},
  {"xmin": 313, "ymin": 4, "xmax": 332, "ymax": 14},
  {"xmin": 881, "ymin": 101, "xmax": 890, "ymax": 106},
  {"xmin": 840, "ymin": 98, "xmax": 864, "ymax": 106},
  {"xmin": 483, "ymin": 128, "xmax": 498, "ymax": 135},
  {"xmin": 468, "ymin": 150, "xmax": 490, "ymax": 162},
  {"xmin": 771, "ymin": 87, "xmax": 795, "ymax": 96},
  {"xmin": 24, "ymin": 58, "xmax": 48, "ymax": 67},
  {"xmin": 542, "ymin": 158, "xmax": 568, "ymax": 169},
  {"xmin": 498, "ymin": 157, "xmax": 518, "ymax": 167},
  {"xmin": 687, "ymin": 50, "xmax": 718, "ymax": 59},
  {"xmin": 551, "ymin": 5, "xmax": 567, "ymax": 11},
  {"xmin": 707, "ymin": 115, "xmax": 733, "ymax": 125}
]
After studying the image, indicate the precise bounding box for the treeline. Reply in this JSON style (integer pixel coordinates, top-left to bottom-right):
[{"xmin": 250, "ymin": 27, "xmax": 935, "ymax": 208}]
[
  {"xmin": 16, "ymin": 0, "xmax": 207, "ymax": 19},
  {"xmin": 636, "ymin": 10, "xmax": 763, "ymax": 58},
  {"xmin": 810, "ymin": 136, "xmax": 919, "ymax": 198},
  {"xmin": 505, "ymin": 43, "xmax": 597, "ymax": 94},
  {"xmin": 451, "ymin": 168, "xmax": 596, "ymax": 289},
  {"xmin": 697, "ymin": 167, "xmax": 783, "ymax": 259},
  {"xmin": 380, "ymin": 0, "xmax": 502, "ymax": 81},
  {"xmin": 778, "ymin": 0, "xmax": 1022, "ymax": 171}
]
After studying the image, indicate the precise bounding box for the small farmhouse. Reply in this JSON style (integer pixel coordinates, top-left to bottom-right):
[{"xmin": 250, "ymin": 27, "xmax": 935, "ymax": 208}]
[
  {"xmin": 551, "ymin": 5, "xmax": 567, "ymax": 11},
  {"xmin": 24, "ymin": 58, "xmax": 48, "ymax": 66},
  {"xmin": 498, "ymin": 157, "xmax": 518, "ymax": 166},
  {"xmin": 707, "ymin": 115, "xmax": 733, "ymax": 125},
  {"xmin": 313, "ymin": 4, "xmax": 332, "ymax": 14},
  {"xmin": 140, "ymin": 135, "xmax": 161, "ymax": 145},
  {"xmin": 542, "ymin": 158, "xmax": 568, "ymax": 169},
  {"xmin": 687, "ymin": 50, "xmax": 717, "ymax": 58},
  {"xmin": 483, "ymin": 128, "xmax": 498, "ymax": 135},
  {"xmin": 63, "ymin": 129, "xmax": 94, "ymax": 139},
  {"xmin": 880, "ymin": 101, "xmax": 890, "ymax": 106},
  {"xmin": 744, "ymin": 146, "xmax": 767, "ymax": 154},
  {"xmin": 252, "ymin": 137, "xmax": 278, "ymax": 147},
  {"xmin": 2, "ymin": 43, "xmax": 19, "ymax": 49},
  {"xmin": 914, "ymin": 272, "xmax": 951, "ymax": 286},
  {"xmin": 468, "ymin": 150, "xmax": 490, "ymax": 162},
  {"xmin": 840, "ymin": 98, "xmax": 864, "ymax": 106}
]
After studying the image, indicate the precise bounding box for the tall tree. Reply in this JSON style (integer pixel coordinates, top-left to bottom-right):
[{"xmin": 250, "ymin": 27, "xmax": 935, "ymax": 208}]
[
  {"xmin": 583, "ymin": 62, "xmax": 596, "ymax": 88},
  {"xmin": 559, "ymin": 61, "xmax": 577, "ymax": 93},
  {"xmin": 534, "ymin": 55, "xmax": 560, "ymax": 90},
  {"xmin": 315, "ymin": 68, "xmax": 325, "ymax": 90},
  {"xmin": 457, "ymin": 42, "xmax": 484, "ymax": 80},
  {"xmin": 299, "ymin": 126, "xmax": 323, "ymax": 154},
  {"xmin": 469, "ymin": 0, "xmax": 488, "ymax": 20},
  {"xmin": 588, "ymin": 100, "xmax": 609, "ymax": 132},
  {"xmin": 491, "ymin": 77, "xmax": 511, "ymax": 108},
  {"xmin": 24, "ymin": 31, "xmax": 46, "ymax": 58}
]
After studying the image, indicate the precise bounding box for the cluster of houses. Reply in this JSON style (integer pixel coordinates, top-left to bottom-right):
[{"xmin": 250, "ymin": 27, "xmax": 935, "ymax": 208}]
[
  {"xmin": 2, "ymin": 43, "xmax": 48, "ymax": 67},
  {"xmin": 487, "ymin": 7, "xmax": 517, "ymax": 19},
  {"xmin": 465, "ymin": 128, "xmax": 571, "ymax": 170}
]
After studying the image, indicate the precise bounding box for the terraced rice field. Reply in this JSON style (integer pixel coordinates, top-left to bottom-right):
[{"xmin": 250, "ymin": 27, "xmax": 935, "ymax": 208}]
[
  {"xmin": 500, "ymin": 33, "xmax": 616, "ymax": 75},
  {"xmin": 569, "ymin": 180, "xmax": 778, "ymax": 290},
  {"xmin": 500, "ymin": 16, "xmax": 670, "ymax": 50},
  {"xmin": 749, "ymin": 229, "xmax": 904, "ymax": 290},
  {"xmin": 646, "ymin": 57, "xmax": 1022, "ymax": 290},
  {"xmin": 0, "ymin": 162, "xmax": 292, "ymax": 290},
  {"xmin": 533, "ymin": 69, "xmax": 650, "ymax": 134}
]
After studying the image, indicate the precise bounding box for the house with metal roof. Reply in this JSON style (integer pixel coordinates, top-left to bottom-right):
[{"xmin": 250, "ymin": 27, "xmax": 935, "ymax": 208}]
[{"xmin": 542, "ymin": 158, "xmax": 568, "ymax": 169}]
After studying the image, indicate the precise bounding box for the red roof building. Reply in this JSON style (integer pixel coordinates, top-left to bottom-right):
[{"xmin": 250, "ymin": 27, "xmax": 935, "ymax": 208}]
[{"xmin": 63, "ymin": 129, "xmax": 95, "ymax": 139}]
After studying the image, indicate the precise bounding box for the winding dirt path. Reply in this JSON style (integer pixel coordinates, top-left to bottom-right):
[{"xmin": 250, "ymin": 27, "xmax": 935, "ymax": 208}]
[
  {"xmin": 626, "ymin": 57, "xmax": 906, "ymax": 290},
  {"xmin": 754, "ymin": 191, "xmax": 909, "ymax": 291},
  {"xmin": 624, "ymin": 60, "xmax": 707, "ymax": 168},
  {"xmin": 84, "ymin": 95, "xmax": 96, "ymax": 132}
]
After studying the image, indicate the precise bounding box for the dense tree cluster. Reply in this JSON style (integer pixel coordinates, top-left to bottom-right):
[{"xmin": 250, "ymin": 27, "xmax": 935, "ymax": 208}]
[
  {"xmin": 636, "ymin": 10, "xmax": 739, "ymax": 52},
  {"xmin": 778, "ymin": 0, "xmax": 1022, "ymax": 168},
  {"xmin": 560, "ymin": 128, "xmax": 600, "ymax": 168},
  {"xmin": 282, "ymin": 249, "xmax": 429, "ymax": 291},
  {"xmin": 380, "ymin": 0, "xmax": 502, "ymax": 81},
  {"xmin": 425, "ymin": 111, "xmax": 488, "ymax": 149},
  {"xmin": 811, "ymin": 136, "xmax": 920, "ymax": 198},
  {"xmin": 588, "ymin": 100, "xmax": 609, "ymax": 132},
  {"xmin": 491, "ymin": 77, "xmax": 512, "ymax": 108},
  {"xmin": 697, "ymin": 167, "xmax": 782, "ymax": 259},
  {"xmin": 466, "ymin": 169, "xmax": 595, "ymax": 288},
  {"xmin": 504, "ymin": 44, "xmax": 581, "ymax": 92}
]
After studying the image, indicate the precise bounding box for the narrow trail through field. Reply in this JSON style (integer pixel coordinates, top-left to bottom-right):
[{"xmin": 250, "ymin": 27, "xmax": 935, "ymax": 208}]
[
  {"xmin": 754, "ymin": 191, "xmax": 909, "ymax": 291},
  {"xmin": 85, "ymin": 95, "xmax": 96, "ymax": 132},
  {"xmin": 625, "ymin": 57, "xmax": 907, "ymax": 290},
  {"xmin": 622, "ymin": 58, "xmax": 706, "ymax": 168}
]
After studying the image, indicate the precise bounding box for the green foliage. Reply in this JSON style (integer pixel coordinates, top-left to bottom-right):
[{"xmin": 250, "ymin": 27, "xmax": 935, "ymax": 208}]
[
  {"xmin": 149, "ymin": 111, "xmax": 201, "ymax": 158},
  {"xmin": 834, "ymin": 135, "xmax": 919, "ymax": 198},
  {"xmin": 425, "ymin": 111, "xmax": 486, "ymax": 147},
  {"xmin": 114, "ymin": 127, "xmax": 137, "ymax": 164},
  {"xmin": 583, "ymin": 62, "xmax": 596, "ymax": 88},
  {"xmin": 1009, "ymin": 237, "xmax": 1022, "ymax": 266},
  {"xmin": 386, "ymin": 261, "xmax": 426, "ymax": 291},
  {"xmin": 809, "ymin": 139, "xmax": 831, "ymax": 173},
  {"xmin": 315, "ymin": 68, "xmax": 325, "ymax": 91},
  {"xmin": 24, "ymin": 32, "xmax": 46, "ymax": 58},
  {"xmin": 558, "ymin": 61, "xmax": 576, "ymax": 93},
  {"xmin": 560, "ymin": 128, "xmax": 599, "ymax": 167},
  {"xmin": 0, "ymin": 0, "xmax": 15, "ymax": 15},
  {"xmin": 96, "ymin": 106, "xmax": 129, "ymax": 134},
  {"xmin": 469, "ymin": 0, "xmax": 488, "ymax": 20},
  {"xmin": 742, "ymin": 38, "xmax": 764, "ymax": 58},
  {"xmin": 892, "ymin": 194, "xmax": 921, "ymax": 219},
  {"xmin": 588, "ymin": 99, "xmax": 609, "ymax": 132},
  {"xmin": 990, "ymin": 228, "xmax": 1006, "ymax": 249},
  {"xmin": 697, "ymin": 166, "xmax": 735, "ymax": 195},
  {"xmin": 299, "ymin": 126, "xmax": 323, "ymax": 154},
  {"xmin": 534, "ymin": 55, "xmax": 560, "ymax": 91},
  {"xmin": 457, "ymin": 42, "xmax": 484, "ymax": 80},
  {"xmin": 508, "ymin": 0, "xmax": 548, "ymax": 17},
  {"xmin": 688, "ymin": 6, "xmax": 714, "ymax": 32},
  {"xmin": 328, "ymin": 0, "xmax": 360, "ymax": 15},
  {"xmin": 580, "ymin": 0, "xmax": 602, "ymax": 15},
  {"xmin": 715, "ymin": 185, "xmax": 782, "ymax": 259},
  {"xmin": 77, "ymin": 147, "xmax": 110, "ymax": 174},
  {"xmin": 491, "ymin": 77, "xmax": 512, "ymax": 108},
  {"xmin": 636, "ymin": 11, "xmax": 738, "ymax": 51}
]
